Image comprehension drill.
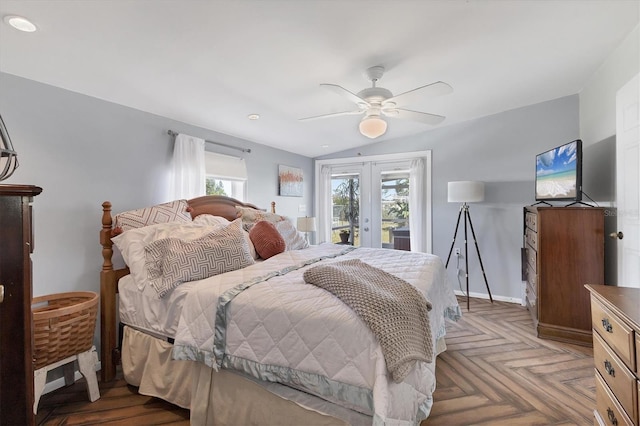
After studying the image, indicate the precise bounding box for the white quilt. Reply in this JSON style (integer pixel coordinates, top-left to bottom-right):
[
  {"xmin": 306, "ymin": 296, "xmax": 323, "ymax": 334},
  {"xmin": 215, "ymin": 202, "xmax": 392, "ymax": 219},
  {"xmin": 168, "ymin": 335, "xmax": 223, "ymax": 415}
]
[{"xmin": 173, "ymin": 244, "xmax": 460, "ymax": 425}]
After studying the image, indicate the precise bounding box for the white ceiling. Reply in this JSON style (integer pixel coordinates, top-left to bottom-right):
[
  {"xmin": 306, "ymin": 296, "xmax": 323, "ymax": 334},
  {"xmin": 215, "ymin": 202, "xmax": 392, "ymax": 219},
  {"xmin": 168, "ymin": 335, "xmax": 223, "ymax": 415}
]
[{"xmin": 0, "ymin": 1, "xmax": 638, "ymax": 158}]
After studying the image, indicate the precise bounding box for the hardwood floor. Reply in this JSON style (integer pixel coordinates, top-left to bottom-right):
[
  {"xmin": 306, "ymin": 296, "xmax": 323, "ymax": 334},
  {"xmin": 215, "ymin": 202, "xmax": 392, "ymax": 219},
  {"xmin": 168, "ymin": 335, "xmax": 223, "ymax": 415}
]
[
  {"xmin": 426, "ymin": 298, "xmax": 594, "ymax": 425},
  {"xmin": 36, "ymin": 297, "xmax": 594, "ymax": 425}
]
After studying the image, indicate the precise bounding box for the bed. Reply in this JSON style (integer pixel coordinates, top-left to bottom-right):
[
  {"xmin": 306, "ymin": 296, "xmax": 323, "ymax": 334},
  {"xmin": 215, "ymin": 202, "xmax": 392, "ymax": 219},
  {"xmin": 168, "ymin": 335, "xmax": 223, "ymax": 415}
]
[{"xmin": 99, "ymin": 195, "xmax": 461, "ymax": 425}]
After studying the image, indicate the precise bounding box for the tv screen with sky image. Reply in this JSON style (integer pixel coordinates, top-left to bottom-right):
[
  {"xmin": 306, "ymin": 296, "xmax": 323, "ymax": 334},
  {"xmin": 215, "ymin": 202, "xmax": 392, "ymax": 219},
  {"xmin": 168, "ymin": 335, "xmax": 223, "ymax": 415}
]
[{"xmin": 535, "ymin": 139, "xmax": 582, "ymax": 202}]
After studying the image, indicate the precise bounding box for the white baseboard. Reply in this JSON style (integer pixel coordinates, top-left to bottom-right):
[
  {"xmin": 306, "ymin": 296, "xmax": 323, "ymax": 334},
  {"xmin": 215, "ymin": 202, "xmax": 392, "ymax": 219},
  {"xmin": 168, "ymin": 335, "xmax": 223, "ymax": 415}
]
[
  {"xmin": 42, "ymin": 362, "xmax": 101, "ymax": 395},
  {"xmin": 454, "ymin": 290, "xmax": 522, "ymax": 305}
]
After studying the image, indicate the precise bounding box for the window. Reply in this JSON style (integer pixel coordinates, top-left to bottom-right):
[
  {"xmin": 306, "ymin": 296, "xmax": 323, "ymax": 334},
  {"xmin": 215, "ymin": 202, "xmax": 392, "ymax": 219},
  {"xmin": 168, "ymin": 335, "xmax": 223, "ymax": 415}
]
[{"xmin": 204, "ymin": 151, "xmax": 247, "ymax": 201}]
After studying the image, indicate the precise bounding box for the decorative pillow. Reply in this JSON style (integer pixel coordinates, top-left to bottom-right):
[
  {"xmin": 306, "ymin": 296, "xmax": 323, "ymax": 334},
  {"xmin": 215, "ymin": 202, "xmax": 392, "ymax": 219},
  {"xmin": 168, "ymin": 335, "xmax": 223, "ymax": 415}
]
[
  {"xmin": 275, "ymin": 220, "xmax": 309, "ymax": 251},
  {"xmin": 249, "ymin": 221, "xmax": 286, "ymax": 259},
  {"xmin": 145, "ymin": 219, "xmax": 254, "ymax": 298},
  {"xmin": 236, "ymin": 206, "xmax": 286, "ymax": 230},
  {"xmin": 192, "ymin": 214, "xmax": 257, "ymax": 259},
  {"xmin": 112, "ymin": 221, "xmax": 225, "ymax": 290},
  {"xmin": 243, "ymin": 230, "xmax": 258, "ymax": 260},
  {"xmin": 193, "ymin": 214, "xmax": 231, "ymax": 228},
  {"xmin": 114, "ymin": 199, "xmax": 192, "ymax": 231}
]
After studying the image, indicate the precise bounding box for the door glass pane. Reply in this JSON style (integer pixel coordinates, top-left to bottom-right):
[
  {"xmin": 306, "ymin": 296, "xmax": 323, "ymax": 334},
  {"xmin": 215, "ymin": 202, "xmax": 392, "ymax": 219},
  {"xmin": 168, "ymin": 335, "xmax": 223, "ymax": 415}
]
[
  {"xmin": 381, "ymin": 171, "xmax": 410, "ymax": 251},
  {"xmin": 331, "ymin": 174, "xmax": 360, "ymax": 246}
]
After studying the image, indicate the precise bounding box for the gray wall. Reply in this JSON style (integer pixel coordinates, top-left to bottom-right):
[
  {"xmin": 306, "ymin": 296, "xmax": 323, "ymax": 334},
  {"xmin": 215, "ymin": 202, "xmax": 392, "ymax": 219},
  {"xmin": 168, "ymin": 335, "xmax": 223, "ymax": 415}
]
[
  {"xmin": 0, "ymin": 72, "xmax": 313, "ymax": 302},
  {"xmin": 317, "ymin": 95, "xmax": 592, "ymax": 302}
]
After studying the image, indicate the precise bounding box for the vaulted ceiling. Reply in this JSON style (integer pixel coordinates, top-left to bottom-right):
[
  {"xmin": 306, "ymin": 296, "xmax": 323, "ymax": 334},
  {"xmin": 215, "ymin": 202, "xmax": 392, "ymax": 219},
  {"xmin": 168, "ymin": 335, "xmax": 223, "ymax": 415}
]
[{"xmin": 0, "ymin": 1, "xmax": 638, "ymax": 157}]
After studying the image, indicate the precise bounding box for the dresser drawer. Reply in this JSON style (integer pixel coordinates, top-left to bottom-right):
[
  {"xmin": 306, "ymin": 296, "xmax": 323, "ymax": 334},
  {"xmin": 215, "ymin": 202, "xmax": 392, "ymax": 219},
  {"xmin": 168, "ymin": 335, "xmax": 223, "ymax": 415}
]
[
  {"xmin": 526, "ymin": 263, "xmax": 537, "ymax": 292},
  {"xmin": 525, "ymin": 227, "xmax": 538, "ymax": 252},
  {"xmin": 595, "ymin": 371, "xmax": 635, "ymax": 426},
  {"xmin": 525, "ymin": 212, "xmax": 538, "ymax": 232},
  {"xmin": 525, "ymin": 245, "xmax": 537, "ymax": 271},
  {"xmin": 593, "ymin": 332, "xmax": 638, "ymax": 422},
  {"xmin": 591, "ymin": 298, "xmax": 636, "ymax": 371},
  {"xmin": 525, "ymin": 283, "xmax": 537, "ymax": 310},
  {"xmin": 636, "ymin": 333, "xmax": 640, "ymax": 374}
]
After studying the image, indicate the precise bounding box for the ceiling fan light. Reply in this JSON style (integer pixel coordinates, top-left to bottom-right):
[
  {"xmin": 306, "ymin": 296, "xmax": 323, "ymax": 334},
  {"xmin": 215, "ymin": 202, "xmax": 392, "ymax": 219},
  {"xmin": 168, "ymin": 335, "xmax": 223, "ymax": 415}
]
[{"xmin": 359, "ymin": 116, "xmax": 387, "ymax": 139}]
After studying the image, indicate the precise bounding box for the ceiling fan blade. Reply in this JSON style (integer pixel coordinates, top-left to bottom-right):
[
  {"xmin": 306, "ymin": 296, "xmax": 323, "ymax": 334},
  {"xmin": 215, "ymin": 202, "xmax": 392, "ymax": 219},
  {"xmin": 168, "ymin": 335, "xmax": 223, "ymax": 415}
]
[
  {"xmin": 320, "ymin": 84, "xmax": 370, "ymax": 107},
  {"xmin": 385, "ymin": 108, "xmax": 446, "ymax": 125},
  {"xmin": 299, "ymin": 109, "xmax": 364, "ymax": 121},
  {"xmin": 384, "ymin": 81, "xmax": 453, "ymax": 107}
]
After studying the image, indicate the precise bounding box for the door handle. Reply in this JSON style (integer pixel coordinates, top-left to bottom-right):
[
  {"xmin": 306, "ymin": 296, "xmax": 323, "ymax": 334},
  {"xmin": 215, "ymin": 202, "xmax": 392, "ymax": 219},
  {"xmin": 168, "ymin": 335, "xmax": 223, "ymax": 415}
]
[
  {"xmin": 609, "ymin": 231, "xmax": 624, "ymax": 240},
  {"xmin": 0, "ymin": 284, "xmax": 4, "ymax": 304}
]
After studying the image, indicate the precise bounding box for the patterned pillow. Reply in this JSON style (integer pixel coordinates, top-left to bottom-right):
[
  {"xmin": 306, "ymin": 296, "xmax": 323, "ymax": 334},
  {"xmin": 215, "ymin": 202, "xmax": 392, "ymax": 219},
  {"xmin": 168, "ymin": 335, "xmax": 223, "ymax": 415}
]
[
  {"xmin": 144, "ymin": 219, "xmax": 254, "ymax": 298},
  {"xmin": 275, "ymin": 220, "xmax": 309, "ymax": 251},
  {"xmin": 112, "ymin": 221, "xmax": 220, "ymax": 290},
  {"xmin": 115, "ymin": 199, "xmax": 192, "ymax": 231},
  {"xmin": 193, "ymin": 214, "xmax": 257, "ymax": 259},
  {"xmin": 236, "ymin": 206, "xmax": 286, "ymax": 230},
  {"xmin": 249, "ymin": 221, "xmax": 286, "ymax": 259}
]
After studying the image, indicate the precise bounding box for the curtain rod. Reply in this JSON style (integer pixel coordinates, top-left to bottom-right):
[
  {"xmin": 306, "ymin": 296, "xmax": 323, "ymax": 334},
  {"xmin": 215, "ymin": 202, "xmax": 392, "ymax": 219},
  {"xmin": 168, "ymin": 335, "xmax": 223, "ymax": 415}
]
[{"xmin": 167, "ymin": 130, "xmax": 251, "ymax": 154}]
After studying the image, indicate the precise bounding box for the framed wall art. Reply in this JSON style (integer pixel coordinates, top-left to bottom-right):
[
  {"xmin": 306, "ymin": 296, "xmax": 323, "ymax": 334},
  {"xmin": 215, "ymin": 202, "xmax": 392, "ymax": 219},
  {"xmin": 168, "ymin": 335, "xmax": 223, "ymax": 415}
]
[{"xmin": 278, "ymin": 165, "xmax": 303, "ymax": 197}]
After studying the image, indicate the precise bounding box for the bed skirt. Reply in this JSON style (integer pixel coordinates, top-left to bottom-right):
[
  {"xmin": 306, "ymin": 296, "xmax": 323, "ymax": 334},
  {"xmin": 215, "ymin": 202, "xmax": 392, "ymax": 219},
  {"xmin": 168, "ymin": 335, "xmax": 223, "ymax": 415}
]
[{"xmin": 121, "ymin": 326, "xmax": 373, "ymax": 425}]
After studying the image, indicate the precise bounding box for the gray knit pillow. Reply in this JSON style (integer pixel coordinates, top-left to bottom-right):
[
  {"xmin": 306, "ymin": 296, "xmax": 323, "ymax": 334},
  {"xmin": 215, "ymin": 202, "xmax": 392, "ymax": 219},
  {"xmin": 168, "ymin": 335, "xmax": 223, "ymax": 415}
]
[{"xmin": 145, "ymin": 219, "xmax": 254, "ymax": 297}]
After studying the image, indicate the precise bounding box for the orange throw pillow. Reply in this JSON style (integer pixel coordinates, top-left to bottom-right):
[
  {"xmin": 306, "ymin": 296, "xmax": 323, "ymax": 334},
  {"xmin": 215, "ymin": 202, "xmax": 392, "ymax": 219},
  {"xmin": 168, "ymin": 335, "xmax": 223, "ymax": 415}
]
[{"xmin": 249, "ymin": 220, "xmax": 286, "ymax": 259}]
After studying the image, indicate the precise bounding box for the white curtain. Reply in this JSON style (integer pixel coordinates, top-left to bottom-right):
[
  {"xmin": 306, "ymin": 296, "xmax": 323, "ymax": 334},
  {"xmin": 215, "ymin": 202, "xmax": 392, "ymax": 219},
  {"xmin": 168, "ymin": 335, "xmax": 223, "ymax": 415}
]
[
  {"xmin": 409, "ymin": 158, "xmax": 425, "ymax": 252},
  {"xmin": 317, "ymin": 165, "xmax": 333, "ymax": 243},
  {"xmin": 170, "ymin": 133, "xmax": 206, "ymax": 200}
]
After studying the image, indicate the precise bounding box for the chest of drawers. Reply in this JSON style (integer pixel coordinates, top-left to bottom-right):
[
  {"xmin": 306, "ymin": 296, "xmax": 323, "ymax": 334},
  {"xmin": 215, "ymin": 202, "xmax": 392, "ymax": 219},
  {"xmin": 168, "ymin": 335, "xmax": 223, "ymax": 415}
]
[
  {"xmin": 586, "ymin": 284, "xmax": 639, "ymax": 426},
  {"xmin": 523, "ymin": 206, "xmax": 605, "ymax": 346}
]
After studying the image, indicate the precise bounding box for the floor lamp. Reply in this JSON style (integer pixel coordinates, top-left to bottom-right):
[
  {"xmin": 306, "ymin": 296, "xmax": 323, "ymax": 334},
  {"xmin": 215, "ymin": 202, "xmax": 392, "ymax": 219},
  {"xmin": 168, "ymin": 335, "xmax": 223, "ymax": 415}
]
[{"xmin": 445, "ymin": 181, "xmax": 493, "ymax": 310}]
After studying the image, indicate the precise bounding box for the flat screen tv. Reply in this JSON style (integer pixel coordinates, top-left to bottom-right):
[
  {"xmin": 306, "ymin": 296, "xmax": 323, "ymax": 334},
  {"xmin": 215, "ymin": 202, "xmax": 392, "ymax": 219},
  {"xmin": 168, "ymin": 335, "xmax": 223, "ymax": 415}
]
[{"xmin": 535, "ymin": 139, "xmax": 582, "ymax": 202}]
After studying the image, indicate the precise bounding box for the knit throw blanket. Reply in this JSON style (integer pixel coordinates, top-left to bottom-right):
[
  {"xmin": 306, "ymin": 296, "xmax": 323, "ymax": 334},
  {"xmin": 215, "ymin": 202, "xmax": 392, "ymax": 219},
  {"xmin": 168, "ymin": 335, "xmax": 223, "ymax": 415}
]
[{"xmin": 303, "ymin": 259, "xmax": 433, "ymax": 382}]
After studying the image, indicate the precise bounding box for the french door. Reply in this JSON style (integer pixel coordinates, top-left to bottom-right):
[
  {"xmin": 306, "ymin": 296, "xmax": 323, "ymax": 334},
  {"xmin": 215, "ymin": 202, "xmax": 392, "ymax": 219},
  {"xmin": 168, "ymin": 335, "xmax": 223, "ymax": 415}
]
[{"xmin": 315, "ymin": 151, "xmax": 431, "ymax": 252}]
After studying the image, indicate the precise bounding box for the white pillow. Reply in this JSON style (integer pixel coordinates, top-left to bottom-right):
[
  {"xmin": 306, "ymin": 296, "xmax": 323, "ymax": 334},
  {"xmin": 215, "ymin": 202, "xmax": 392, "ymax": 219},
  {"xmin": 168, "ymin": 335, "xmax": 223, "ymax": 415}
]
[
  {"xmin": 193, "ymin": 214, "xmax": 231, "ymax": 227},
  {"xmin": 275, "ymin": 220, "xmax": 309, "ymax": 251},
  {"xmin": 112, "ymin": 221, "xmax": 227, "ymax": 290}
]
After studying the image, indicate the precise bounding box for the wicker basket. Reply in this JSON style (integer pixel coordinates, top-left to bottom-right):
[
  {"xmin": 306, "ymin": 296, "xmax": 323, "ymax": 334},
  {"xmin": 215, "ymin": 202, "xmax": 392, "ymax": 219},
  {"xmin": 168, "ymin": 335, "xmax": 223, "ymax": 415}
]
[{"xmin": 32, "ymin": 291, "xmax": 99, "ymax": 370}]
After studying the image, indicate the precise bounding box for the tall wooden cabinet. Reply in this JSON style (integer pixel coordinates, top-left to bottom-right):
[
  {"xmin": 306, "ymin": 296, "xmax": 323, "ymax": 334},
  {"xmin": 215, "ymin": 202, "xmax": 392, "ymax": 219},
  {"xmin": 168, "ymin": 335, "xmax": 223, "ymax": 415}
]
[
  {"xmin": 523, "ymin": 206, "xmax": 605, "ymax": 346},
  {"xmin": 0, "ymin": 184, "xmax": 42, "ymax": 426}
]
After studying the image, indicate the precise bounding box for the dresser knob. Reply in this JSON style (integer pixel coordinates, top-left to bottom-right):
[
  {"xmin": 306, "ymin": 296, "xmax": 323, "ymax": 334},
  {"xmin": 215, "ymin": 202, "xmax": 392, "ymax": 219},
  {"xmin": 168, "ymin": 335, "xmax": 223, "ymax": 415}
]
[
  {"xmin": 601, "ymin": 318, "xmax": 613, "ymax": 333},
  {"xmin": 604, "ymin": 360, "xmax": 615, "ymax": 377},
  {"xmin": 607, "ymin": 407, "xmax": 618, "ymax": 425}
]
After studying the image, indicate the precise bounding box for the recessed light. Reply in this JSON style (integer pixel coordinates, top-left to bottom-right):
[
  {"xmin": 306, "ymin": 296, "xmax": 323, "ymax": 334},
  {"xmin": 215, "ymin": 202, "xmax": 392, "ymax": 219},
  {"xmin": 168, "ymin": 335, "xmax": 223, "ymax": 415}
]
[
  {"xmin": 321, "ymin": 145, "xmax": 329, "ymax": 149},
  {"xmin": 4, "ymin": 15, "xmax": 37, "ymax": 32},
  {"xmin": 247, "ymin": 114, "xmax": 260, "ymax": 121}
]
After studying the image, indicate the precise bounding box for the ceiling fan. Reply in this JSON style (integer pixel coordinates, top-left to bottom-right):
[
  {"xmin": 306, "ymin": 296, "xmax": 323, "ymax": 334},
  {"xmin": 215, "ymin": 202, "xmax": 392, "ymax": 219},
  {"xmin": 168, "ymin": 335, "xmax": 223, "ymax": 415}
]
[{"xmin": 300, "ymin": 66, "xmax": 453, "ymax": 139}]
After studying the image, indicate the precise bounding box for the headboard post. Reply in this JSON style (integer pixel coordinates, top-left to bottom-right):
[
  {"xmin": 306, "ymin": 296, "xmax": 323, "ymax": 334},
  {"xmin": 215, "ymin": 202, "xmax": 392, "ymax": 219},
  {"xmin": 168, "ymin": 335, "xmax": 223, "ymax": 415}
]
[
  {"xmin": 100, "ymin": 201, "xmax": 117, "ymax": 382},
  {"xmin": 271, "ymin": 201, "xmax": 276, "ymax": 214},
  {"xmin": 100, "ymin": 201, "xmax": 113, "ymax": 272}
]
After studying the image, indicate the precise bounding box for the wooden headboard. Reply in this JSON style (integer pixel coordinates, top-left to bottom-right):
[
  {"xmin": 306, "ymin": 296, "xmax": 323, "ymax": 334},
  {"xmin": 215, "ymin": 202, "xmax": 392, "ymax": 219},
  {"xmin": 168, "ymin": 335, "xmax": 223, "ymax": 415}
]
[{"xmin": 99, "ymin": 195, "xmax": 274, "ymax": 382}]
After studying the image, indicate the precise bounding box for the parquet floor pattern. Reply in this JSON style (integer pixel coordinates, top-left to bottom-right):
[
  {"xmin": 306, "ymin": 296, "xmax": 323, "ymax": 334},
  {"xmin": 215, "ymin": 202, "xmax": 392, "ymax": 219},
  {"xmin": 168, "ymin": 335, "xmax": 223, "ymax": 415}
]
[
  {"xmin": 36, "ymin": 297, "xmax": 595, "ymax": 425},
  {"xmin": 425, "ymin": 297, "xmax": 594, "ymax": 426}
]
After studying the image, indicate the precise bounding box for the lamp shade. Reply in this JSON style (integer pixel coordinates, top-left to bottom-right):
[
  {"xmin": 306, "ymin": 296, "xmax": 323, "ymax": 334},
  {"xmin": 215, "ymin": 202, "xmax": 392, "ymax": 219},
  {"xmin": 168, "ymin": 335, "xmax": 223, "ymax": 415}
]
[
  {"xmin": 359, "ymin": 116, "xmax": 387, "ymax": 139},
  {"xmin": 297, "ymin": 216, "xmax": 317, "ymax": 232},
  {"xmin": 448, "ymin": 181, "xmax": 485, "ymax": 203},
  {"xmin": 0, "ymin": 114, "xmax": 19, "ymax": 181}
]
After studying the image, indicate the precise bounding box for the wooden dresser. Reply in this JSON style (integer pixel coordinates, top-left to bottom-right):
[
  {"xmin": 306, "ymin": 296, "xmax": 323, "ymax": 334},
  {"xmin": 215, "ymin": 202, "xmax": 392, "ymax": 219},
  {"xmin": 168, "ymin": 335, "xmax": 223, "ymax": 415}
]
[
  {"xmin": 523, "ymin": 206, "xmax": 605, "ymax": 346},
  {"xmin": 0, "ymin": 184, "xmax": 42, "ymax": 426},
  {"xmin": 586, "ymin": 285, "xmax": 639, "ymax": 426}
]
